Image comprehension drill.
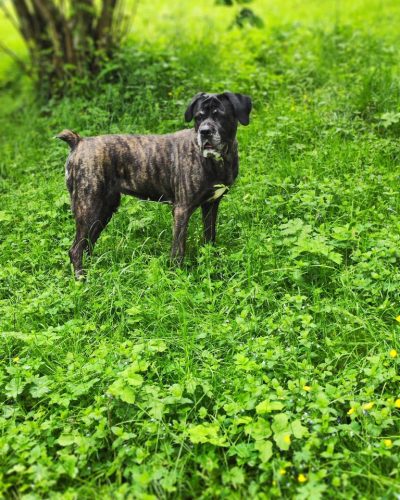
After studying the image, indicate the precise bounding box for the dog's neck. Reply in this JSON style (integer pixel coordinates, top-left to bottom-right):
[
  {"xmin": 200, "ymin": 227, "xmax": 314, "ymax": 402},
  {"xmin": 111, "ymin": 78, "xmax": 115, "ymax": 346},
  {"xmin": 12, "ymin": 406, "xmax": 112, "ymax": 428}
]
[{"xmin": 221, "ymin": 139, "xmax": 237, "ymax": 162}]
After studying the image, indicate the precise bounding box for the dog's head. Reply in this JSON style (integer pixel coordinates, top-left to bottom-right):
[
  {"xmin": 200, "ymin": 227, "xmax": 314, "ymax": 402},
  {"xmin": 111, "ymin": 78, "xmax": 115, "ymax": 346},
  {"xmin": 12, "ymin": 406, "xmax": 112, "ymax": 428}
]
[{"xmin": 184, "ymin": 92, "xmax": 252, "ymax": 157}]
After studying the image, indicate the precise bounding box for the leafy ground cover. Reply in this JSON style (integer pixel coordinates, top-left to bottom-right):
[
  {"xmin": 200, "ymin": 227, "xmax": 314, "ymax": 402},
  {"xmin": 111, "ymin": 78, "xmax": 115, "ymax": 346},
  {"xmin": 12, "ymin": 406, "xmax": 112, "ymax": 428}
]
[{"xmin": 1, "ymin": 0, "xmax": 400, "ymax": 497}]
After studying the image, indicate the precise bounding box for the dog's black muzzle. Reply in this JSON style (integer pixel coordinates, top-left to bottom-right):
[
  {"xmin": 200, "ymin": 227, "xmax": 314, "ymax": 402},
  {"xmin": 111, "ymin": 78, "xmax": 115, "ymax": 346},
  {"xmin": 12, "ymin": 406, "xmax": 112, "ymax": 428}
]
[{"xmin": 198, "ymin": 121, "xmax": 221, "ymax": 151}]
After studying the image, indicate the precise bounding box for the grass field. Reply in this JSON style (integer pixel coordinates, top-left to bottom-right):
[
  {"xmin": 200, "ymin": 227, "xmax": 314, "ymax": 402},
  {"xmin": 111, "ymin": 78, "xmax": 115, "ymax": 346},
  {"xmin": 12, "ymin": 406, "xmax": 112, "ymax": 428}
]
[{"xmin": 1, "ymin": 0, "xmax": 400, "ymax": 497}]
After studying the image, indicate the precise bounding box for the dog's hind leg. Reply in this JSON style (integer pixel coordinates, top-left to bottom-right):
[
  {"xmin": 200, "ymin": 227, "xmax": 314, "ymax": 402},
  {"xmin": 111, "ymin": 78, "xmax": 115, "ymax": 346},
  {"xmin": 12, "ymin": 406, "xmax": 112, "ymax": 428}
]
[
  {"xmin": 86, "ymin": 193, "xmax": 121, "ymax": 255},
  {"xmin": 69, "ymin": 192, "xmax": 121, "ymax": 278}
]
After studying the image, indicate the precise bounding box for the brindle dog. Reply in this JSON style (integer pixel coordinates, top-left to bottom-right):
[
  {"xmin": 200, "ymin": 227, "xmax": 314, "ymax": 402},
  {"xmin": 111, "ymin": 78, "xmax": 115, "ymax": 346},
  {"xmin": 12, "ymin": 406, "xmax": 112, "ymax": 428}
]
[{"xmin": 57, "ymin": 92, "xmax": 252, "ymax": 277}]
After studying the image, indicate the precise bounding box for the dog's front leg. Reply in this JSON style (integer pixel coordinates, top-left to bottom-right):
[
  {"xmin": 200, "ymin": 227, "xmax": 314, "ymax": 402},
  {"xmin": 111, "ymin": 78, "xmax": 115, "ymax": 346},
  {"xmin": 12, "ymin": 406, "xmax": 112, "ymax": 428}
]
[
  {"xmin": 201, "ymin": 199, "xmax": 221, "ymax": 244},
  {"xmin": 171, "ymin": 205, "xmax": 193, "ymax": 264}
]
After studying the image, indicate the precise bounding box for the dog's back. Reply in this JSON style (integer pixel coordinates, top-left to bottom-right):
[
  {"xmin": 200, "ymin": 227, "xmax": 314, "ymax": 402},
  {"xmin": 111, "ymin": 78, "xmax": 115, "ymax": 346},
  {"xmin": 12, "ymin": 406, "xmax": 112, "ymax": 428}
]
[{"xmin": 58, "ymin": 129, "xmax": 199, "ymax": 203}]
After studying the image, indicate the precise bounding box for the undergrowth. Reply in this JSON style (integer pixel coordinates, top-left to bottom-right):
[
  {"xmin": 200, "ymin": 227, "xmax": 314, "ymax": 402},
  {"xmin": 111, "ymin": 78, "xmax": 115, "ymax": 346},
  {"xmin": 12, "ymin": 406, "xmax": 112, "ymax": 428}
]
[{"xmin": 1, "ymin": 1, "xmax": 400, "ymax": 497}]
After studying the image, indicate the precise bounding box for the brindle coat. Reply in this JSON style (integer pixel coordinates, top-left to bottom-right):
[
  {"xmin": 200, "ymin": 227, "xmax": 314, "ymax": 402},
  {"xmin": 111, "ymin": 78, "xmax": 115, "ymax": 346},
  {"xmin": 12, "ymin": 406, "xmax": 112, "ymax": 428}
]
[{"xmin": 57, "ymin": 92, "xmax": 252, "ymax": 277}]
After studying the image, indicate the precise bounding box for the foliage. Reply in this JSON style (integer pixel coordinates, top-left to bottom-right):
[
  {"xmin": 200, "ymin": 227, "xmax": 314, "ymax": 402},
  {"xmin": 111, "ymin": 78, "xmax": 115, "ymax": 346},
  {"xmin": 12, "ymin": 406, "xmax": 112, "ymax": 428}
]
[
  {"xmin": 215, "ymin": 0, "xmax": 263, "ymax": 29},
  {"xmin": 1, "ymin": 0, "xmax": 400, "ymax": 497}
]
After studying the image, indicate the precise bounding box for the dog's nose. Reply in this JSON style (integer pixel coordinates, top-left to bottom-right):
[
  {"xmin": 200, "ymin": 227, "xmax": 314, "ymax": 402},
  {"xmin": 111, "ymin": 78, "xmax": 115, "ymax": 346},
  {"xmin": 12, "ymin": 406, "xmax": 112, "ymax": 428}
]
[{"xmin": 200, "ymin": 127, "xmax": 212, "ymax": 137}]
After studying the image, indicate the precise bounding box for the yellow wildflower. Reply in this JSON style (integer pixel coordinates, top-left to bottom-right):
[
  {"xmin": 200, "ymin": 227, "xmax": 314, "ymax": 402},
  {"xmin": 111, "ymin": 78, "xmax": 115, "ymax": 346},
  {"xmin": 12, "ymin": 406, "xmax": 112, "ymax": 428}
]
[
  {"xmin": 279, "ymin": 468, "xmax": 286, "ymax": 475},
  {"xmin": 303, "ymin": 385, "xmax": 311, "ymax": 392},
  {"xmin": 395, "ymin": 399, "xmax": 400, "ymax": 408},
  {"xmin": 13, "ymin": 356, "xmax": 20, "ymax": 363},
  {"xmin": 362, "ymin": 402, "xmax": 374, "ymax": 411},
  {"xmin": 298, "ymin": 473, "xmax": 307, "ymax": 483},
  {"xmin": 384, "ymin": 439, "xmax": 392, "ymax": 448},
  {"xmin": 347, "ymin": 407, "xmax": 355, "ymax": 415},
  {"xmin": 283, "ymin": 434, "xmax": 291, "ymax": 445},
  {"xmin": 389, "ymin": 349, "xmax": 398, "ymax": 358},
  {"xmin": 396, "ymin": 315, "xmax": 400, "ymax": 323}
]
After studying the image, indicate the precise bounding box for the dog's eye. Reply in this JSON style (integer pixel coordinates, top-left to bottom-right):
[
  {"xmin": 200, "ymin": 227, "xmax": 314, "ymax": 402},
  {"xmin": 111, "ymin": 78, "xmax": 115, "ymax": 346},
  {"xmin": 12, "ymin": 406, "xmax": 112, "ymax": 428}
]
[
  {"xmin": 212, "ymin": 109, "xmax": 219, "ymax": 115},
  {"xmin": 195, "ymin": 112, "xmax": 205, "ymax": 120}
]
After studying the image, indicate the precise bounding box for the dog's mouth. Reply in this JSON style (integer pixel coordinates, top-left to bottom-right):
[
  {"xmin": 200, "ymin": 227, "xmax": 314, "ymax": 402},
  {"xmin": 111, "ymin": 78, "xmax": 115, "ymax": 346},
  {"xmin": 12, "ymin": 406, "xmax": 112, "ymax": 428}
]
[
  {"xmin": 201, "ymin": 137, "xmax": 224, "ymax": 153},
  {"xmin": 198, "ymin": 133, "xmax": 224, "ymax": 159},
  {"xmin": 202, "ymin": 140, "xmax": 215, "ymax": 150}
]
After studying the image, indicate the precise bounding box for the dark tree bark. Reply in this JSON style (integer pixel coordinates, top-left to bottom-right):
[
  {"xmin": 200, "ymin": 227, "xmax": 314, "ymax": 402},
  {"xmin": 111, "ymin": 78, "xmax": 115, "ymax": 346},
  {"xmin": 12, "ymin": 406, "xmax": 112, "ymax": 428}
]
[{"xmin": 3, "ymin": 0, "xmax": 131, "ymax": 95}]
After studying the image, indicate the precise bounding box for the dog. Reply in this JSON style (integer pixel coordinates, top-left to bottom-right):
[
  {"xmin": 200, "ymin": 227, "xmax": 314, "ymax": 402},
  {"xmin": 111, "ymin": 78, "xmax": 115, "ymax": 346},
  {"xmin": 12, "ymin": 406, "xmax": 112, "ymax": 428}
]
[{"xmin": 57, "ymin": 92, "xmax": 252, "ymax": 277}]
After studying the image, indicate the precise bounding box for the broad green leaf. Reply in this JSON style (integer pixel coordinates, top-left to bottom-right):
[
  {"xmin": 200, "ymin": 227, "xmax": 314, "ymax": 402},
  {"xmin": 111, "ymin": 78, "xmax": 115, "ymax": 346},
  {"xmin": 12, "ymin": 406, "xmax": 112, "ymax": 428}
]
[
  {"xmin": 126, "ymin": 373, "xmax": 144, "ymax": 387},
  {"xmin": 280, "ymin": 218, "xmax": 306, "ymax": 235},
  {"xmin": 60, "ymin": 454, "xmax": 78, "ymax": 477},
  {"xmin": 148, "ymin": 339, "xmax": 167, "ymax": 352},
  {"xmin": 271, "ymin": 413, "xmax": 289, "ymax": 433},
  {"xmin": 291, "ymin": 419, "xmax": 308, "ymax": 438},
  {"xmin": 245, "ymin": 418, "xmax": 272, "ymax": 440},
  {"xmin": 30, "ymin": 376, "xmax": 51, "ymax": 398},
  {"xmin": 235, "ymin": 416, "xmax": 253, "ymax": 425},
  {"xmin": 5, "ymin": 378, "xmax": 26, "ymax": 398},
  {"xmin": 118, "ymin": 387, "xmax": 136, "ymax": 404},
  {"xmin": 149, "ymin": 400, "xmax": 165, "ymax": 420},
  {"xmin": 126, "ymin": 306, "xmax": 142, "ymax": 316},
  {"xmin": 273, "ymin": 431, "xmax": 292, "ymax": 451},
  {"xmin": 125, "ymin": 360, "xmax": 149, "ymax": 373},
  {"xmin": 57, "ymin": 434, "xmax": 76, "ymax": 446},
  {"xmin": 111, "ymin": 426, "xmax": 123, "ymax": 436},
  {"xmin": 256, "ymin": 400, "xmax": 284, "ymax": 414},
  {"xmin": 254, "ymin": 440, "xmax": 273, "ymax": 462},
  {"xmin": 188, "ymin": 424, "xmax": 227, "ymax": 446},
  {"xmin": 170, "ymin": 383, "xmax": 183, "ymax": 398},
  {"xmin": 108, "ymin": 380, "xmax": 136, "ymax": 404},
  {"xmin": 222, "ymin": 466, "xmax": 245, "ymax": 486},
  {"xmin": 272, "ymin": 413, "xmax": 291, "ymax": 451},
  {"xmin": 328, "ymin": 251, "xmax": 343, "ymax": 264},
  {"xmin": 0, "ymin": 211, "xmax": 11, "ymax": 222},
  {"xmin": 189, "ymin": 424, "xmax": 217, "ymax": 444}
]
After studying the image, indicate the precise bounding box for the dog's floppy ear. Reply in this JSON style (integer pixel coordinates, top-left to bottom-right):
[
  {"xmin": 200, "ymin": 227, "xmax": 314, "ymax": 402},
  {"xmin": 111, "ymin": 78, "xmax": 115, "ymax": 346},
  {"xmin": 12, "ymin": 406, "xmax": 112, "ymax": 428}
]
[
  {"xmin": 184, "ymin": 92, "xmax": 206, "ymax": 122},
  {"xmin": 223, "ymin": 92, "xmax": 252, "ymax": 125}
]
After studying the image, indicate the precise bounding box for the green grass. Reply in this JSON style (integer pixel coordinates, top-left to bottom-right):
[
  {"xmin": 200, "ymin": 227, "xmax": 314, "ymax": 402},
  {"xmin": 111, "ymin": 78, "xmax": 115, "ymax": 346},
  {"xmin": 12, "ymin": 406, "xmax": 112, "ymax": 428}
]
[{"xmin": 1, "ymin": 0, "xmax": 400, "ymax": 497}]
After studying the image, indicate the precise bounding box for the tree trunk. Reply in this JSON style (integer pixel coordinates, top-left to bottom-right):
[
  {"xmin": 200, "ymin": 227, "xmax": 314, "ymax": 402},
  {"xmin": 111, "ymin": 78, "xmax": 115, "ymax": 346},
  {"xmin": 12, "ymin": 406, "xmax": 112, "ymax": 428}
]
[{"xmin": 7, "ymin": 0, "xmax": 129, "ymax": 96}]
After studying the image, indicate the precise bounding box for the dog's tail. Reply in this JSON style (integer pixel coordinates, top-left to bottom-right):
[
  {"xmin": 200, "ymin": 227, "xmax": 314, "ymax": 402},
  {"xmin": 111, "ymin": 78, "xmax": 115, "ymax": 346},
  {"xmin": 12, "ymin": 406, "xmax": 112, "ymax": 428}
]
[{"xmin": 55, "ymin": 129, "xmax": 81, "ymax": 149}]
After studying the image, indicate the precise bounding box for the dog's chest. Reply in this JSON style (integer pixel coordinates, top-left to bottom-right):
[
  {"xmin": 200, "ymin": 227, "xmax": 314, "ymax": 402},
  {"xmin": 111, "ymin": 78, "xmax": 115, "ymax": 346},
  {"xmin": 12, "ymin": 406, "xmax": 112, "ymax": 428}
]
[{"xmin": 197, "ymin": 156, "xmax": 236, "ymax": 203}]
